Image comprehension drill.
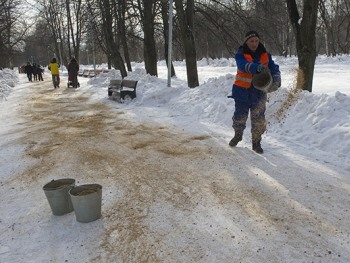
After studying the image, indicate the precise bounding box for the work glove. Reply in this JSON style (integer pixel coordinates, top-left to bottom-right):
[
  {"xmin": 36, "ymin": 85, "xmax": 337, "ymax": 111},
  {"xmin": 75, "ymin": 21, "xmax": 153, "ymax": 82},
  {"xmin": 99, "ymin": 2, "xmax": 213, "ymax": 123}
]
[
  {"xmin": 256, "ymin": 64, "xmax": 270, "ymax": 73},
  {"xmin": 268, "ymin": 82, "xmax": 281, "ymax": 93}
]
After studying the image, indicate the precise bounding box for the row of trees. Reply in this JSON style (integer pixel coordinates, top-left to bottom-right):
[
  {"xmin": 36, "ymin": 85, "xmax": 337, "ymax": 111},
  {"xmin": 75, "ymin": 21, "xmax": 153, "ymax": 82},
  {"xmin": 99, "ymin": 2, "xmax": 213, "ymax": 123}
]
[
  {"xmin": 2, "ymin": 0, "xmax": 350, "ymax": 91},
  {"xmin": 0, "ymin": 0, "xmax": 31, "ymax": 69}
]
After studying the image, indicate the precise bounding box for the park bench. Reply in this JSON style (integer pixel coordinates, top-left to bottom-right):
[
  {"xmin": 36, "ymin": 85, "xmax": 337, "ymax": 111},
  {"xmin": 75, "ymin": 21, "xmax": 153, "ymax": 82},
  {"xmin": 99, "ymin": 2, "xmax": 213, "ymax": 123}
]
[
  {"xmin": 88, "ymin": 69, "xmax": 103, "ymax": 78},
  {"xmin": 108, "ymin": 79, "xmax": 138, "ymax": 102},
  {"xmin": 81, "ymin": 69, "xmax": 110, "ymax": 78},
  {"xmin": 82, "ymin": 69, "xmax": 90, "ymax": 77},
  {"xmin": 78, "ymin": 68, "xmax": 84, "ymax": 76}
]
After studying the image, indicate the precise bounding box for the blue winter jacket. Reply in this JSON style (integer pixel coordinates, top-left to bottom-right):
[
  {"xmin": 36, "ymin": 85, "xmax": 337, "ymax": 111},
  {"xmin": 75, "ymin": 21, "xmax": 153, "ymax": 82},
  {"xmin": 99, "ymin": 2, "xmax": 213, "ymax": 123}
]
[{"xmin": 231, "ymin": 43, "xmax": 281, "ymax": 105}]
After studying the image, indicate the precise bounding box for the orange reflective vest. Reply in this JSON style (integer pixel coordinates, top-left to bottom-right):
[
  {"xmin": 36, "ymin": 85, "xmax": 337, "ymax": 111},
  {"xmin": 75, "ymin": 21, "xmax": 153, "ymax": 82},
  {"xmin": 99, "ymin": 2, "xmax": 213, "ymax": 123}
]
[{"xmin": 234, "ymin": 53, "xmax": 269, "ymax": 88}]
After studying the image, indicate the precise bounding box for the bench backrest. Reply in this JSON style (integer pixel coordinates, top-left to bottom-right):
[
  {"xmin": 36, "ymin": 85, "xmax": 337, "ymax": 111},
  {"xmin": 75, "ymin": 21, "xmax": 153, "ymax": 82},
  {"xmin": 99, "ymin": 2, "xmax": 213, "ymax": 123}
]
[{"xmin": 121, "ymin": 80, "xmax": 138, "ymax": 89}]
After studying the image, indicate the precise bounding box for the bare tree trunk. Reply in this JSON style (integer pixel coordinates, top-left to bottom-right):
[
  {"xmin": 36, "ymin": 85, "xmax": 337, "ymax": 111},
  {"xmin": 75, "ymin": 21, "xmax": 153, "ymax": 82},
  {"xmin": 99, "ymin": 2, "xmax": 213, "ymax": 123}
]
[
  {"xmin": 174, "ymin": 0, "xmax": 199, "ymax": 88},
  {"xmin": 286, "ymin": 0, "xmax": 320, "ymax": 92},
  {"xmin": 138, "ymin": 0, "xmax": 158, "ymax": 76},
  {"xmin": 65, "ymin": 0, "xmax": 72, "ymax": 59},
  {"xmin": 117, "ymin": 0, "xmax": 132, "ymax": 72},
  {"xmin": 0, "ymin": 0, "xmax": 20, "ymax": 68},
  {"xmin": 40, "ymin": 0, "xmax": 65, "ymax": 65},
  {"xmin": 99, "ymin": 0, "xmax": 127, "ymax": 77},
  {"xmin": 319, "ymin": 0, "xmax": 337, "ymax": 56},
  {"xmin": 72, "ymin": 0, "xmax": 84, "ymax": 61}
]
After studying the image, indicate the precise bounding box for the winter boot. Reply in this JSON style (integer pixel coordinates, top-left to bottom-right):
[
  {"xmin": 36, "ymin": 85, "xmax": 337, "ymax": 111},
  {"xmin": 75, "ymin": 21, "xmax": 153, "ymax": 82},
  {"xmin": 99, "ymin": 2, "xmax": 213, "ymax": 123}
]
[
  {"xmin": 252, "ymin": 140, "xmax": 263, "ymax": 154},
  {"xmin": 229, "ymin": 132, "xmax": 243, "ymax": 147}
]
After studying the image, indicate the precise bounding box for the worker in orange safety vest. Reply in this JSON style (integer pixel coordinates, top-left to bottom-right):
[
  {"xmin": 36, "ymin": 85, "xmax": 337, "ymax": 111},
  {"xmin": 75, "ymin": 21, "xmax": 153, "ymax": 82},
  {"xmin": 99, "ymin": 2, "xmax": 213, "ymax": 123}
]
[{"xmin": 228, "ymin": 30, "xmax": 281, "ymax": 154}]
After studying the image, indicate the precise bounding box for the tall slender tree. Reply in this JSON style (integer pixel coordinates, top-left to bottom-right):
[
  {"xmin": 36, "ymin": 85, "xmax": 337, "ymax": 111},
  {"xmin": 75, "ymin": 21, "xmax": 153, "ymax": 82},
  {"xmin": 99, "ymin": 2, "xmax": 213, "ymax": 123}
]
[
  {"xmin": 136, "ymin": 0, "xmax": 158, "ymax": 76},
  {"xmin": 93, "ymin": 0, "xmax": 127, "ymax": 77},
  {"xmin": 65, "ymin": 0, "xmax": 84, "ymax": 61},
  {"xmin": 40, "ymin": 0, "xmax": 66, "ymax": 65},
  {"xmin": 174, "ymin": 0, "xmax": 199, "ymax": 88},
  {"xmin": 116, "ymin": 0, "xmax": 132, "ymax": 72},
  {"xmin": 0, "ymin": 0, "xmax": 30, "ymax": 68}
]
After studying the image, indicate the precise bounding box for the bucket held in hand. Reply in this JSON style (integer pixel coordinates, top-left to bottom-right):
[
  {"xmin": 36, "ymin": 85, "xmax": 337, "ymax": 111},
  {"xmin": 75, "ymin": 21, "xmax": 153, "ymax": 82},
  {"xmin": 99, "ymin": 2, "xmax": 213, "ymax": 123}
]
[{"xmin": 252, "ymin": 71, "xmax": 272, "ymax": 92}]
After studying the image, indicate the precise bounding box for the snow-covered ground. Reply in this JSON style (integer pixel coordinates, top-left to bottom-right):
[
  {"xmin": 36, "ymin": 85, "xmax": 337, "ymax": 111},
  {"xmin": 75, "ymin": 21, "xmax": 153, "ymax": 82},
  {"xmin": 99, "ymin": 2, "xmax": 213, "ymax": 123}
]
[{"xmin": 0, "ymin": 55, "xmax": 349, "ymax": 262}]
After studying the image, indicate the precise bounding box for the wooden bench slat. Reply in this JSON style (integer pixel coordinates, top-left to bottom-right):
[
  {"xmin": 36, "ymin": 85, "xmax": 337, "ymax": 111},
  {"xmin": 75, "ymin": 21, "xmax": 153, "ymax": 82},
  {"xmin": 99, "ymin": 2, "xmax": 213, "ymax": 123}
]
[{"xmin": 121, "ymin": 79, "xmax": 138, "ymax": 89}]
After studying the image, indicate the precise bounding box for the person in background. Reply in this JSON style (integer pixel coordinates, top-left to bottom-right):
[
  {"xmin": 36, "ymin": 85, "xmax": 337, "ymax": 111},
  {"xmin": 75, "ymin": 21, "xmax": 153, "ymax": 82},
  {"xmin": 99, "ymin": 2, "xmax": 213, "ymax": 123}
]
[
  {"xmin": 229, "ymin": 30, "xmax": 281, "ymax": 154},
  {"xmin": 48, "ymin": 57, "xmax": 60, "ymax": 88},
  {"xmin": 67, "ymin": 57, "xmax": 79, "ymax": 88},
  {"xmin": 37, "ymin": 64, "xmax": 44, "ymax": 81},
  {"xmin": 32, "ymin": 63, "xmax": 38, "ymax": 81},
  {"xmin": 19, "ymin": 65, "xmax": 25, "ymax": 74},
  {"xmin": 24, "ymin": 62, "xmax": 33, "ymax": 82}
]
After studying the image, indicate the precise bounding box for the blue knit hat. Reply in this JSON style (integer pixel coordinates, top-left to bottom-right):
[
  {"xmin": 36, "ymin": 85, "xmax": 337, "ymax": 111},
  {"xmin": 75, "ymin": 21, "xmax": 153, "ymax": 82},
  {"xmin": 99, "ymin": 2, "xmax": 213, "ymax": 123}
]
[{"xmin": 244, "ymin": 30, "xmax": 260, "ymax": 42}]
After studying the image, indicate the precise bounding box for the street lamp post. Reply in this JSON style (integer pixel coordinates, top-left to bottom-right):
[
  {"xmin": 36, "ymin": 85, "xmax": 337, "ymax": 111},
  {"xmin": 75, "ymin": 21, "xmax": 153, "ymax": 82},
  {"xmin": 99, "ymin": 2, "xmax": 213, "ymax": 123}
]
[
  {"xmin": 167, "ymin": 0, "xmax": 173, "ymax": 87},
  {"xmin": 89, "ymin": 19, "xmax": 96, "ymax": 77},
  {"xmin": 92, "ymin": 39, "xmax": 96, "ymax": 77},
  {"xmin": 57, "ymin": 39, "xmax": 63, "ymax": 71}
]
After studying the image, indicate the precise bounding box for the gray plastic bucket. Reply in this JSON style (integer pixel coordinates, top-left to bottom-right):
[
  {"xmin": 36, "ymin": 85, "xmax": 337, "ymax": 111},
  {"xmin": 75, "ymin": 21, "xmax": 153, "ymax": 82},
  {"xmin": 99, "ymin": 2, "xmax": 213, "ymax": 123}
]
[
  {"xmin": 43, "ymin": 178, "xmax": 75, "ymax": 215},
  {"xmin": 69, "ymin": 184, "xmax": 102, "ymax": 223}
]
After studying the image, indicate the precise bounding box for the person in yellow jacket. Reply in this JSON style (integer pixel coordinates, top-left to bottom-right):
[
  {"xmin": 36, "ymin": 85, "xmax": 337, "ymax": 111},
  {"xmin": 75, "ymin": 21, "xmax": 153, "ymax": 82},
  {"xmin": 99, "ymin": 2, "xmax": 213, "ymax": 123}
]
[{"xmin": 48, "ymin": 57, "xmax": 60, "ymax": 88}]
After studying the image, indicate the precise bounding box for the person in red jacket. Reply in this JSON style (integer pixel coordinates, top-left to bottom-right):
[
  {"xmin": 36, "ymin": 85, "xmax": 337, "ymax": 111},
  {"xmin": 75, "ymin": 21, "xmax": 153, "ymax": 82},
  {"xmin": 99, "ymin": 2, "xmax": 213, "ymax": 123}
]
[{"xmin": 229, "ymin": 30, "xmax": 281, "ymax": 154}]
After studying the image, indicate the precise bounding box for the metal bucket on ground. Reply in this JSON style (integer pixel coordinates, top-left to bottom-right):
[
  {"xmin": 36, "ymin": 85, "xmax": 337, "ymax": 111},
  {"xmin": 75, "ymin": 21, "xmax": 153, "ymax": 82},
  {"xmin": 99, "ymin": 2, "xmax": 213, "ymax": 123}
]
[
  {"xmin": 69, "ymin": 184, "xmax": 102, "ymax": 223},
  {"xmin": 43, "ymin": 178, "xmax": 75, "ymax": 216}
]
